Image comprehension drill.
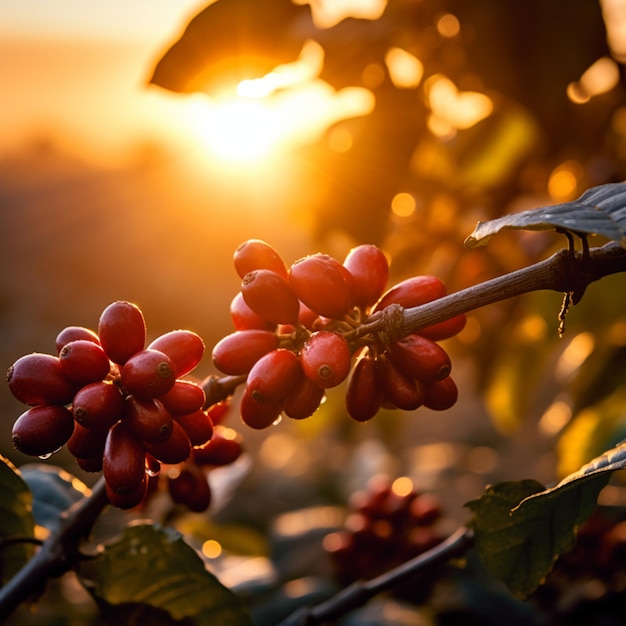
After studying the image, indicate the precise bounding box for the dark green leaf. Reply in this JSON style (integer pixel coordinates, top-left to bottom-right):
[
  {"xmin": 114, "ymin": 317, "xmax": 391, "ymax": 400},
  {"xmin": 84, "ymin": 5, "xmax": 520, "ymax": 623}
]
[
  {"xmin": 466, "ymin": 440, "xmax": 626, "ymax": 597},
  {"xmin": 465, "ymin": 182, "xmax": 626, "ymax": 248},
  {"xmin": 0, "ymin": 456, "xmax": 36, "ymax": 585},
  {"xmin": 20, "ymin": 464, "xmax": 90, "ymax": 534},
  {"xmin": 78, "ymin": 523, "xmax": 253, "ymax": 626},
  {"xmin": 148, "ymin": 0, "xmax": 310, "ymax": 95}
]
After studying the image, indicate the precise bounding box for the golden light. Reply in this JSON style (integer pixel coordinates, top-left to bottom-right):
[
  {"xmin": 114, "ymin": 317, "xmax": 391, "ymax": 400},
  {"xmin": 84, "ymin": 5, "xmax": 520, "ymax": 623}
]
[
  {"xmin": 548, "ymin": 160, "xmax": 583, "ymax": 201},
  {"xmin": 201, "ymin": 539, "xmax": 223, "ymax": 559},
  {"xmin": 391, "ymin": 476, "xmax": 414, "ymax": 497},
  {"xmin": 539, "ymin": 400, "xmax": 573, "ymax": 436},
  {"xmin": 567, "ymin": 56, "xmax": 620, "ymax": 103},
  {"xmin": 391, "ymin": 192, "xmax": 416, "ymax": 218},
  {"xmin": 425, "ymin": 74, "xmax": 493, "ymax": 137},
  {"xmin": 296, "ymin": 0, "xmax": 388, "ymax": 28},
  {"xmin": 436, "ymin": 13, "xmax": 461, "ymax": 38},
  {"xmin": 600, "ymin": 0, "xmax": 626, "ymax": 62},
  {"xmin": 385, "ymin": 47, "xmax": 424, "ymax": 89}
]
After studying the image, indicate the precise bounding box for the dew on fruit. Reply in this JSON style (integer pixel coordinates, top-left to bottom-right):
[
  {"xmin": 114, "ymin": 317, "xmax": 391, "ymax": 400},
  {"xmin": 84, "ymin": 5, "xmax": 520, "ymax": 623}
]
[
  {"xmin": 272, "ymin": 415, "xmax": 283, "ymax": 426},
  {"xmin": 38, "ymin": 446, "xmax": 62, "ymax": 460}
]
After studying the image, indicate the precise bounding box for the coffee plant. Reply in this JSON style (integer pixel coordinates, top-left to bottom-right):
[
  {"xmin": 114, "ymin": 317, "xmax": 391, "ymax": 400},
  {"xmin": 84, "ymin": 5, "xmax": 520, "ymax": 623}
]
[{"xmin": 1, "ymin": 180, "xmax": 625, "ymax": 625}]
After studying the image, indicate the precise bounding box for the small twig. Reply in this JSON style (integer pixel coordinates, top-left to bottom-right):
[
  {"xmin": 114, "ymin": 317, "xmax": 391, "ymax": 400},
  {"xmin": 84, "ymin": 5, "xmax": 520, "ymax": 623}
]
[{"xmin": 277, "ymin": 526, "xmax": 474, "ymax": 626}]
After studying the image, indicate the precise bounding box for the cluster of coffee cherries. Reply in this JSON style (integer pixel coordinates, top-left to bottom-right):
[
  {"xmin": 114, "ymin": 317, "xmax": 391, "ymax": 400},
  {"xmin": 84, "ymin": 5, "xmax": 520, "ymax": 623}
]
[
  {"xmin": 323, "ymin": 476, "xmax": 446, "ymax": 585},
  {"xmin": 7, "ymin": 300, "xmax": 240, "ymax": 510},
  {"xmin": 213, "ymin": 239, "xmax": 465, "ymax": 428}
]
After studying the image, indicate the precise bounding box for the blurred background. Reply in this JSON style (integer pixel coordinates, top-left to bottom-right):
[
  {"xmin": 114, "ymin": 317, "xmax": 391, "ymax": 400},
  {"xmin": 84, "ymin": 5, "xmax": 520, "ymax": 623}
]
[{"xmin": 2, "ymin": 1, "xmax": 626, "ymax": 621}]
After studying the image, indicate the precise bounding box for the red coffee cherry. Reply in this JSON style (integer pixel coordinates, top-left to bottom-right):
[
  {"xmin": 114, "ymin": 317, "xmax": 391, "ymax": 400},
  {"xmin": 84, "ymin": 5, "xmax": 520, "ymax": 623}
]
[
  {"xmin": 233, "ymin": 239, "xmax": 288, "ymax": 280},
  {"xmin": 239, "ymin": 386, "xmax": 283, "ymax": 429},
  {"xmin": 230, "ymin": 291, "xmax": 276, "ymax": 331},
  {"xmin": 174, "ymin": 409, "xmax": 214, "ymax": 447},
  {"xmin": 386, "ymin": 334, "xmax": 451, "ymax": 382},
  {"xmin": 245, "ymin": 349, "xmax": 303, "ymax": 404},
  {"xmin": 168, "ymin": 464, "xmax": 212, "ymax": 513},
  {"xmin": 143, "ymin": 419, "xmax": 192, "ymax": 465},
  {"xmin": 300, "ymin": 331, "xmax": 352, "ymax": 389},
  {"xmin": 375, "ymin": 354, "xmax": 424, "ymax": 411},
  {"xmin": 372, "ymin": 276, "xmax": 447, "ymax": 313},
  {"xmin": 159, "ymin": 380, "xmax": 206, "ymax": 416},
  {"xmin": 343, "ymin": 244, "xmax": 389, "ymax": 309},
  {"xmin": 103, "ymin": 422, "xmax": 146, "ymax": 495},
  {"xmin": 7, "ymin": 353, "xmax": 78, "ymax": 406},
  {"xmin": 422, "ymin": 376, "xmax": 458, "ymax": 411},
  {"xmin": 241, "ymin": 269, "xmax": 300, "ymax": 325},
  {"xmin": 283, "ymin": 376, "xmax": 325, "ymax": 420},
  {"xmin": 105, "ymin": 474, "xmax": 148, "ymax": 510},
  {"xmin": 59, "ymin": 340, "xmax": 111, "ymax": 386},
  {"xmin": 346, "ymin": 351, "xmax": 383, "ymax": 422},
  {"xmin": 212, "ymin": 329, "xmax": 278, "ymax": 375},
  {"xmin": 147, "ymin": 330, "xmax": 205, "ymax": 377},
  {"xmin": 419, "ymin": 314, "xmax": 467, "ymax": 341},
  {"xmin": 120, "ymin": 349, "xmax": 176, "ymax": 399},
  {"xmin": 11, "ymin": 405, "xmax": 74, "ymax": 457},
  {"xmin": 55, "ymin": 325, "xmax": 101, "ymax": 354},
  {"xmin": 123, "ymin": 396, "xmax": 173, "ymax": 442},
  {"xmin": 97, "ymin": 300, "xmax": 146, "ymax": 365},
  {"xmin": 67, "ymin": 421, "xmax": 108, "ymax": 461},
  {"xmin": 72, "ymin": 381, "xmax": 125, "ymax": 430},
  {"xmin": 193, "ymin": 426, "xmax": 243, "ymax": 466}
]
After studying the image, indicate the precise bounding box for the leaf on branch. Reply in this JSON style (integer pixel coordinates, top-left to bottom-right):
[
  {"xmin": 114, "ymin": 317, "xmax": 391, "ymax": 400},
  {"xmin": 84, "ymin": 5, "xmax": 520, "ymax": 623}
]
[
  {"xmin": 466, "ymin": 439, "xmax": 626, "ymax": 598},
  {"xmin": 20, "ymin": 464, "xmax": 90, "ymax": 534},
  {"xmin": 0, "ymin": 456, "xmax": 36, "ymax": 585},
  {"xmin": 148, "ymin": 0, "xmax": 311, "ymax": 95},
  {"xmin": 465, "ymin": 182, "xmax": 626, "ymax": 248},
  {"xmin": 77, "ymin": 523, "xmax": 254, "ymax": 625}
]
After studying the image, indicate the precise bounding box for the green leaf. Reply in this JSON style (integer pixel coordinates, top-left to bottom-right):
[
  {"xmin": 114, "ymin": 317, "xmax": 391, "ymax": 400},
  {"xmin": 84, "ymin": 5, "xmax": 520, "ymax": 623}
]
[
  {"xmin": 20, "ymin": 464, "xmax": 90, "ymax": 534},
  {"xmin": 465, "ymin": 182, "xmax": 626, "ymax": 248},
  {"xmin": 0, "ymin": 456, "xmax": 36, "ymax": 585},
  {"xmin": 466, "ymin": 440, "xmax": 626, "ymax": 598},
  {"xmin": 78, "ymin": 523, "xmax": 253, "ymax": 626}
]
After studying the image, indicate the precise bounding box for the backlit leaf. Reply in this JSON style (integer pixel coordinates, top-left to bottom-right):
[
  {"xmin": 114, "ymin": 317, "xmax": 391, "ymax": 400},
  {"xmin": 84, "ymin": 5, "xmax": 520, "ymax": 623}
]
[{"xmin": 465, "ymin": 182, "xmax": 626, "ymax": 248}]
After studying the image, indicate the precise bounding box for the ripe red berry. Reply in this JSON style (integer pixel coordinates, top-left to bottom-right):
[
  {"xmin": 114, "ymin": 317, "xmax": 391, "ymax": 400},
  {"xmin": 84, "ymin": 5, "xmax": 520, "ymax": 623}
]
[
  {"xmin": 300, "ymin": 331, "xmax": 352, "ymax": 389},
  {"xmin": 230, "ymin": 291, "xmax": 276, "ymax": 331},
  {"xmin": 123, "ymin": 396, "xmax": 173, "ymax": 442},
  {"xmin": 376, "ymin": 354, "xmax": 424, "ymax": 410},
  {"xmin": 120, "ymin": 349, "xmax": 176, "ymax": 399},
  {"xmin": 245, "ymin": 349, "xmax": 303, "ymax": 404},
  {"xmin": 386, "ymin": 334, "xmax": 451, "ymax": 382},
  {"xmin": 241, "ymin": 269, "xmax": 300, "ymax": 325},
  {"xmin": 97, "ymin": 300, "xmax": 146, "ymax": 365},
  {"xmin": 174, "ymin": 409, "xmax": 214, "ymax": 447},
  {"xmin": 159, "ymin": 380, "xmax": 206, "ymax": 416},
  {"xmin": 168, "ymin": 464, "xmax": 212, "ymax": 512},
  {"xmin": 55, "ymin": 325, "xmax": 101, "ymax": 354},
  {"xmin": 59, "ymin": 340, "xmax": 111, "ymax": 386},
  {"xmin": 11, "ymin": 405, "xmax": 74, "ymax": 457},
  {"xmin": 193, "ymin": 426, "xmax": 243, "ymax": 466},
  {"xmin": 147, "ymin": 330, "xmax": 205, "ymax": 377},
  {"xmin": 289, "ymin": 254, "xmax": 355, "ymax": 319},
  {"xmin": 372, "ymin": 276, "xmax": 447, "ymax": 313},
  {"xmin": 283, "ymin": 376, "xmax": 325, "ymax": 420},
  {"xmin": 143, "ymin": 419, "xmax": 192, "ymax": 465},
  {"xmin": 422, "ymin": 376, "xmax": 458, "ymax": 411},
  {"xmin": 233, "ymin": 239, "xmax": 288, "ymax": 279},
  {"xmin": 67, "ymin": 421, "xmax": 108, "ymax": 460},
  {"xmin": 105, "ymin": 474, "xmax": 147, "ymax": 510},
  {"xmin": 212, "ymin": 329, "xmax": 278, "ymax": 375},
  {"xmin": 240, "ymin": 387, "xmax": 283, "ymax": 429},
  {"xmin": 346, "ymin": 351, "xmax": 383, "ymax": 422},
  {"xmin": 102, "ymin": 422, "xmax": 146, "ymax": 495},
  {"xmin": 419, "ymin": 314, "xmax": 467, "ymax": 341},
  {"xmin": 343, "ymin": 244, "xmax": 389, "ymax": 309},
  {"xmin": 7, "ymin": 353, "xmax": 78, "ymax": 406},
  {"xmin": 72, "ymin": 380, "xmax": 125, "ymax": 430},
  {"xmin": 206, "ymin": 400, "xmax": 230, "ymax": 425}
]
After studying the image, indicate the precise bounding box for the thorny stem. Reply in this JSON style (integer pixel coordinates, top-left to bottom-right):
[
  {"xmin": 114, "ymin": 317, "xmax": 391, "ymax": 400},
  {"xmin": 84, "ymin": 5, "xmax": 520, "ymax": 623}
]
[
  {"xmin": 0, "ymin": 477, "xmax": 109, "ymax": 621},
  {"xmin": 276, "ymin": 526, "xmax": 475, "ymax": 626}
]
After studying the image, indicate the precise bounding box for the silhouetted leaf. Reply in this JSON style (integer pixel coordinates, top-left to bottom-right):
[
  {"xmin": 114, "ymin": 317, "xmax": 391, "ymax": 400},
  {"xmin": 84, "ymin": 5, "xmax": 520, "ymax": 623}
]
[
  {"xmin": 149, "ymin": 0, "xmax": 311, "ymax": 95},
  {"xmin": 465, "ymin": 182, "xmax": 626, "ymax": 248},
  {"xmin": 78, "ymin": 523, "xmax": 253, "ymax": 625},
  {"xmin": 20, "ymin": 464, "xmax": 90, "ymax": 534},
  {"xmin": 0, "ymin": 456, "xmax": 36, "ymax": 585},
  {"xmin": 466, "ymin": 440, "xmax": 626, "ymax": 597}
]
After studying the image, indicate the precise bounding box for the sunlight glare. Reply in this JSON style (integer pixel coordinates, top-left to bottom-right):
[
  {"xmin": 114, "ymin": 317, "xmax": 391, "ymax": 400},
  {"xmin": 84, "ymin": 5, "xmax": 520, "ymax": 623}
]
[
  {"xmin": 567, "ymin": 56, "xmax": 620, "ymax": 103},
  {"xmin": 385, "ymin": 47, "xmax": 424, "ymax": 89},
  {"xmin": 295, "ymin": 0, "xmax": 388, "ymax": 28}
]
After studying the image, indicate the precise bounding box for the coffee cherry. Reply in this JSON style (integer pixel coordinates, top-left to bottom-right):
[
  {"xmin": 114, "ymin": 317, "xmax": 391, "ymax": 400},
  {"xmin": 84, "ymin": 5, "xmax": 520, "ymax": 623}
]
[
  {"xmin": 422, "ymin": 376, "xmax": 458, "ymax": 411},
  {"xmin": 147, "ymin": 330, "xmax": 205, "ymax": 377},
  {"xmin": 346, "ymin": 351, "xmax": 383, "ymax": 422},
  {"xmin": 168, "ymin": 464, "xmax": 212, "ymax": 512},
  {"xmin": 343, "ymin": 244, "xmax": 389, "ymax": 309},
  {"xmin": 67, "ymin": 421, "xmax": 108, "ymax": 461},
  {"xmin": 193, "ymin": 426, "xmax": 243, "ymax": 466},
  {"xmin": 76, "ymin": 454, "xmax": 104, "ymax": 473},
  {"xmin": 59, "ymin": 340, "xmax": 111, "ymax": 386},
  {"xmin": 289, "ymin": 253, "xmax": 355, "ymax": 319},
  {"xmin": 240, "ymin": 387, "xmax": 283, "ymax": 429},
  {"xmin": 212, "ymin": 329, "xmax": 278, "ymax": 375},
  {"xmin": 419, "ymin": 314, "xmax": 467, "ymax": 341},
  {"xmin": 55, "ymin": 325, "xmax": 101, "ymax": 354},
  {"xmin": 98, "ymin": 300, "xmax": 146, "ymax": 365},
  {"xmin": 174, "ymin": 409, "xmax": 214, "ymax": 447},
  {"xmin": 241, "ymin": 269, "xmax": 300, "ymax": 325},
  {"xmin": 120, "ymin": 349, "xmax": 176, "ymax": 399},
  {"xmin": 105, "ymin": 473, "xmax": 148, "ymax": 510},
  {"xmin": 376, "ymin": 354, "xmax": 424, "ymax": 410},
  {"xmin": 11, "ymin": 405, "xmax": 74, "ymax": 457},
  {"xmin": 72, "ymin": 381, "xmax": 125, "ymax": 430},
  {"xmin": 230, "ymin": 291, "xmax": 276, "ymax": 331},
  {"xmin": 159, "ymin": 380, "xmax": 206, "ymax": 416},
  {"xmin": 283, "ymin": 375, "xmax": 325, "ymax": 420},
  {"xmin": 102, "ymin": 422, "xmax": 146, "ymax": 495},
  {"xmin": 387, "ymin": 334, "xmax": 451, "ymax": 382},
  {"xmin": 7, "ymin": 353, "xmax": 78, "ymax": 406},
  {"xmin": 206, "ymin": 400, "xmax": 231, "ymax": 425},
  {"xmin": 300, "ymin": 331, "xmax": 351, "ymax": 389},
  {"xmin": 233, "ymin": 238, "xmax": 288, "ymax": 280},
  {"xmin": 123, "ymin": 396, "xmax": 173, "ymax": 442},
  {"xmin": 143, "ymin": 419, "xmax": 191, "ymax": 465},
  {"xmin": 372, "ymin": 276, "xmax": 447, "ymax": 313},
  {"xmin": 245, "ymin": 349, "xmax": 303, "ymax": 404}
]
